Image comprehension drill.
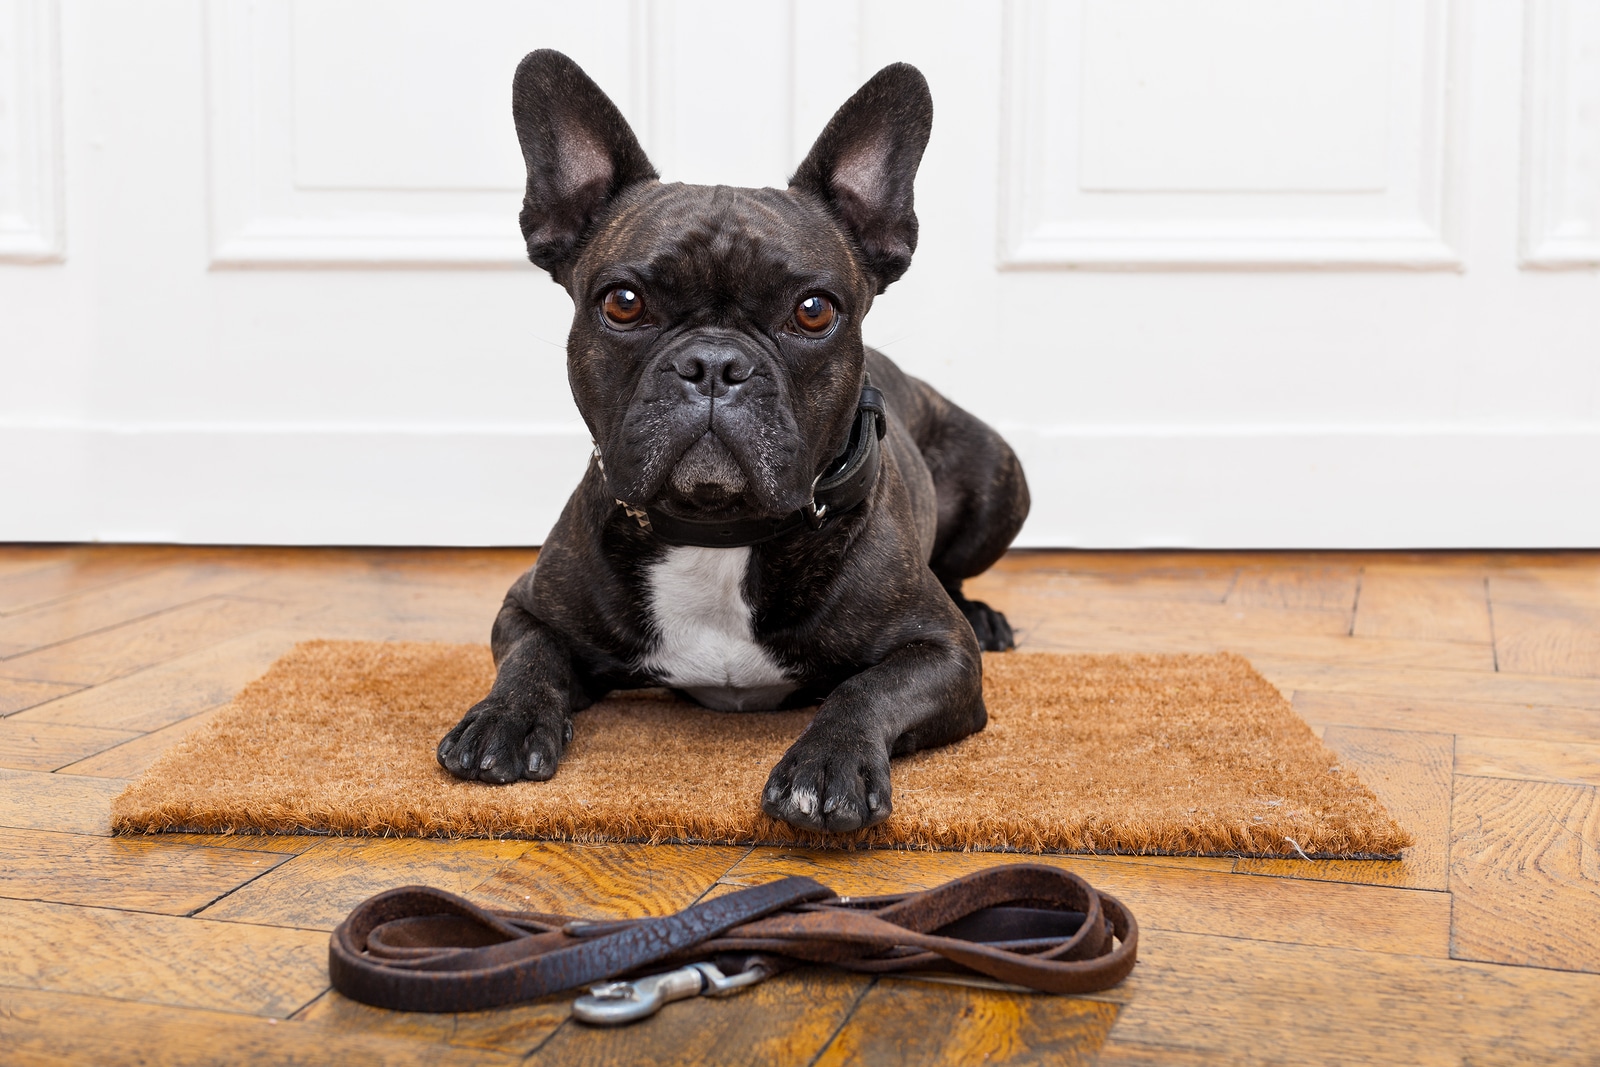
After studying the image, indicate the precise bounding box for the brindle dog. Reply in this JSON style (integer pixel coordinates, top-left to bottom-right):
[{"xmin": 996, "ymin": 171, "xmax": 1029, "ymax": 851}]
[{"xmin": 437, "ymin": 51, "xmax": 1029, "ymax": 833}]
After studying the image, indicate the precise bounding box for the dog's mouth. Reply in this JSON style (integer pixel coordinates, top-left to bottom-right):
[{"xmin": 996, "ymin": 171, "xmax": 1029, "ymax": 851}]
[
  {"xmin": 652, "ymin": 432, "xmax": 754, "ymax": 517},
  {"xmin": 601, "ymin": 374, "xmax": 812, "ymax": 520}
]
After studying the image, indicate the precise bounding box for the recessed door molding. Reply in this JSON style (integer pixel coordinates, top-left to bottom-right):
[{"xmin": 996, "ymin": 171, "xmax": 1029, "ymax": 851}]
[
  {"xmin": 998, "ymin": 0, "xmax": 1467, "ymax": 270},
  {"xmin": 0, "ymin": 0, "xmax": 65, "ymax": 263}
]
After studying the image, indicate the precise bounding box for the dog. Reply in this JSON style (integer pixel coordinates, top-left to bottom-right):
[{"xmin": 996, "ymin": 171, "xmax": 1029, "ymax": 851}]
[{"xmin": 436, "ymin": 51, "xmax": 1029, "ymax": 833}]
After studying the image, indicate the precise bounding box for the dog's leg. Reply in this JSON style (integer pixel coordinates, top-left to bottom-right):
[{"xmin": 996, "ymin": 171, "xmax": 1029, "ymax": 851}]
[
  {"xmin": 761, "ymin": 631, "xmax": 983, "ymax": 832},
  {"xmin": 922, "ymin": 404, "xmax": 1030, "ymax": 652},
  {"xmin": 437, "ymin": 579, "xmax": 581, "ymax": 783},
  {"xmin": 870, "ymin": 352, "xmax": 1029, "ymax": 652}
]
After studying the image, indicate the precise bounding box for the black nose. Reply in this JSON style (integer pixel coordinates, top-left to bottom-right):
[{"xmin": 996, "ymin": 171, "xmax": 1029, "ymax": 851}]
[{"xmin": 674, "ymin": 346, "xmax": 753, "ymax": 398}]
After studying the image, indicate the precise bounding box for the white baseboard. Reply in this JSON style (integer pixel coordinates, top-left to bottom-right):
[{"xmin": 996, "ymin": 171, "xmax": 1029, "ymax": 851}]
[
  {"xmin": 3, "ymin": 422, "xmax": 1597, "ymax": 548},
  {"xmin": 1001, "ymin": 424, "xmax": 1600, "ymax": 548},
  {"xmin": 0, "ymin": 422, "xmax": 594, "ymax": 546}
]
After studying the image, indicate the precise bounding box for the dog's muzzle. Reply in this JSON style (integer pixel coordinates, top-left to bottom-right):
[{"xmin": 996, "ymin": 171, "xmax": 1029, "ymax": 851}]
[{"xmin": 607, "ymin": 380, "xmax": 887, "ymax": 548}]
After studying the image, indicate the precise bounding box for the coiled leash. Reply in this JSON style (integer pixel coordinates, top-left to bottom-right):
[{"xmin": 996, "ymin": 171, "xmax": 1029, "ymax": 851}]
[{"xmin": 329, "ymin": 863, "xmax": 1138, "ymax": 1026}]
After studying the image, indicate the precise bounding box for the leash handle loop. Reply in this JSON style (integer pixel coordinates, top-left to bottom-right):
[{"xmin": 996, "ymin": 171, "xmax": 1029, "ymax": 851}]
[
  {"xmin": 329, "ymin": 875, "xmax": 830, "ymax": 1013},
  {"xmin": 329, "ymin": 863, "xmax": 1138, "ymax": 1019}
]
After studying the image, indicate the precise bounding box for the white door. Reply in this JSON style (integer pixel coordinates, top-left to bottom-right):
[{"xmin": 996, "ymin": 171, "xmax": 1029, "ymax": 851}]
[{"xmin": 2, "ymin": 0, "xmax": 1597, "ymax": 547}]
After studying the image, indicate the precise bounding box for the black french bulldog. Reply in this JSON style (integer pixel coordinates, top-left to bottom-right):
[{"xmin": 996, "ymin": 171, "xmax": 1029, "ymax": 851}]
[{"xmin": 437, "ymin": 50, "xmax": 1029, "ymax": 833}]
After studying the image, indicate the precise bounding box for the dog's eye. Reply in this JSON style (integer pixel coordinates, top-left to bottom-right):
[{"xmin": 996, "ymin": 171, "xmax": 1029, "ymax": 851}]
[
  {"xmin": 791, "ymin": 295, "xmax": 837, "ymax": 337},
  {"xmin": 601, "ymin": 287, "xmax": 646, "ymax": 329}
]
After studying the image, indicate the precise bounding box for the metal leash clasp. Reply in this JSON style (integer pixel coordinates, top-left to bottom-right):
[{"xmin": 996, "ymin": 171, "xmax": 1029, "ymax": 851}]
[{"xmin": 571, "ymin": 961, "xmax": 770, "ymax": 1026}]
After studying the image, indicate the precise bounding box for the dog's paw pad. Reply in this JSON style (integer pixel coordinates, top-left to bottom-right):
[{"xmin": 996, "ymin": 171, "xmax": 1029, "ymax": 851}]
[
  {"xmin": 436, "ymin": 698, "xmax": 569, "ymax": 784},
  {"xmin": 761, "ymin": 738, "xmax": 891, "ymax": 833}
]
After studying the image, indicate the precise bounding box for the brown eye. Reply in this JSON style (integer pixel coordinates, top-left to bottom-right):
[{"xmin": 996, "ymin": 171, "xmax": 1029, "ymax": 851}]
[
  {"xmin": 792, "ymin": 294, "xmax": 837, "ymax": 337},
  {"xmin": 601, "ymin": 287, "xmax": 646, "ymax": 329}
]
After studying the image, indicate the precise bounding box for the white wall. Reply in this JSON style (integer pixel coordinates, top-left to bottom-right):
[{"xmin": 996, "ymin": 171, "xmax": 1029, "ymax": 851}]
[{"xmin": 2, "ymin": 0, "xmax": 1597, "ymax": 547}]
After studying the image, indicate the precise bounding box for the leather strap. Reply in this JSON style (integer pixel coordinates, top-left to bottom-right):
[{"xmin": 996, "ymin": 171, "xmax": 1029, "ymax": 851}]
[
  {"xmin": 623, "ymin": 381, "xmax": 888, "ymax": 548},
  {"xmin": 329, "ymin": 863, "xmax": 1138, "ymax": 1012}
]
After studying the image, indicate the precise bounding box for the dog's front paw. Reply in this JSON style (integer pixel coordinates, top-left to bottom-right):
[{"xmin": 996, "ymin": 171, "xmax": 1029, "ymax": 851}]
[
  {"xmin": 761, "ymin": 731, "xmax": 892, "ymax": 833},
  {"xmin": 436, "ymin": 697, "xmax": 572, "ymax": 784}
]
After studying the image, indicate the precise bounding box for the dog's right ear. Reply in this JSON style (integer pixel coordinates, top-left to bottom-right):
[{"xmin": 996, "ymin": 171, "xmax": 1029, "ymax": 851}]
[{"xmin": 512, "ymin": 50, "xmax": 657, "ymax": 284}]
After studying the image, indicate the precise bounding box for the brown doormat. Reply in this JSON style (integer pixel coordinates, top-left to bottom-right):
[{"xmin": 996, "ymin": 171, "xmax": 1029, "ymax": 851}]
[{"xmin": 111, "ymin": 641, "xmax": 1410, "ymax": 857}]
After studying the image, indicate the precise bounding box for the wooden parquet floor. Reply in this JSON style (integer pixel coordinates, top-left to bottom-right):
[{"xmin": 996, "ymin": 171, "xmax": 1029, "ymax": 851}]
[{"xmin": 1, "ymin": 545, "xmax": 1598, "ymax": 1066}]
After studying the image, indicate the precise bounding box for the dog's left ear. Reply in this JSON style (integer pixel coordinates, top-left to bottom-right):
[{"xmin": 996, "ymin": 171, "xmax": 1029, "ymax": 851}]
[{"xmin": 790, "ymin": 63, "xmax": 933, "ymax": 294}]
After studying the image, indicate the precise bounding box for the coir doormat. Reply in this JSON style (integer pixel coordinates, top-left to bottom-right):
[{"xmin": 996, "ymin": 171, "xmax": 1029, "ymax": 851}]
[{"xmin": 111, "ymin": 641, "xmax": 1411, "ymax": 857}]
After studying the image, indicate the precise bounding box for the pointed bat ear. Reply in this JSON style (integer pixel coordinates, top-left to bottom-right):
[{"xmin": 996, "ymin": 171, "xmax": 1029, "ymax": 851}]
[
  {"xmin": 789, "ymin": 63, "xmax": 933, "ymax": 294},
  {"xmin": 511, "ymin": 50, "xmax": 657, "ymax": 284}
]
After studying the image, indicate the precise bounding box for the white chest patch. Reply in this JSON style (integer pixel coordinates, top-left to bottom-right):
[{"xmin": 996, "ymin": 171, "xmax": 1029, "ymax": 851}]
[{"xmin": 640, "ymin": 545, "xmax": 794, "ymax": 711}]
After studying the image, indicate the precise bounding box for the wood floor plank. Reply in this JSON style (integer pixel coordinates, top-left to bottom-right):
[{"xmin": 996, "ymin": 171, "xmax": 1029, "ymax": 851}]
[
  {"xmin": 1454, "ymin": 735, "xmax": 1600, "ymax": 788},
  {"xmin": 1351, "ymin": 566, "xmax": 1493, "ymax": 644},
  {"xmin": 0, "ymin": 554, "xmax": 161, "ymax": 617},
  {"xmin": 0, "ymin": 565, "xmax": 267, "ymax": 658},
  {"xmin": 296, "ymin": 989, "xmax": 570, "ymax": 1058},
  {"xmin": 0, "ymin": 826, "xmax": 290, "ymax": 914},
  {"xmin": 0, "ymin": 767, "xmax": 127, "ymax": 835},
  {"xmin": 1100, "ymin": 930, "xmax": 1600, "ymax": 1065},
  {"xmin": 1486, "ymin": 598, "xmax": 1600, "ymax": 679},
  {"xmin": 56, "ymin": 706, "xmax": 226, "ymax": 779},
  {"xmin": 718, "ymin": 850, "xmax": 1450, "ymax": 957},
  {"xmin": 812, "ymin": 980, "xmax": 1118, "ymax": 1067},
  {"xmin": 715, "ymin": 849, "xmax": 1233, "ymax": 898},
  {"xmin": 1017, "ymin": 618, "xmax": 1492, "ymax": 673},
  {"xmin": 0, "ymin": 550, "xmax": 73, "ymax": 581},
  {"xmin": 0, "ymin": 718, "xmax": 140, "ymax": 772},
  {"xmin": 973, "ymin": 560, "xmax": 1238, "ymax": 603},
  {"xmin": 1093, "ymin": 1040, "xmax": 1230, "ymax": 1066},
  {"xmin": 1223, "ymin": 564, "xmax": 1361, "ymax": 614},
  {"xmin": 227, "ymin": 548, "xmax": 533, "ymax": 601},
  {"xmin": 0, "ymin": 595, "xmax": 291, "ymax": 686},
  {"xmin": 1449, "ymin": 775, "xmax": 1600, "ymax": 973},
  {"xmin": 203, "ymin": 566, "xmax": 503, "ymax": 644},
  {"xmin": 290, "ymin": 591, "xmax": 496, "ymax": 644},
  {"xmin": 1252, "ymin": 658, "xmax": 1600, "ymax": 712},
  {"xmin": 146, "ymin": 831, "xmax": 318, "ymax": 855},
  {"xmin": 247, "ymin": 564, "xmax": 511, "ymax": 641},
  {"xmin": 0, "ymin": 677, "xmax": 82, "ymax": 717},
  {"xmin": 11, "ymin": 629, "xmax": 299, "ymax": 731},
  {"xmin": 1293, "ymin": 688, "xmax": 1600, "ymax": 745},
  {"xmin": 0, "ymin": 896, "xmax": 328, "ymax": 1016},
  {"xmin": 197, "ymin": 837, "xmax": 533, "ymax": 930},
  {"xmin": 468, "ymin": 842, "xmax": 748, "ymax": 918},
  {"xmin": 527, "ymin": 967, "xmax": 869, "ymax": 1067},
  {"xmin": 1487, "ymin": 567, "xmax": 1600, "ymax": 610},
  {"xmin": 1007, "ymin": 593, "xmax": 1356, "ymax": 642},
  {"xmin": 0, "ymin": 986, "xmax": 518, "ymax": 1067},
  {"xmin": 1237, "ymin": 727, "xmax": 1452, "ymax": 890}
]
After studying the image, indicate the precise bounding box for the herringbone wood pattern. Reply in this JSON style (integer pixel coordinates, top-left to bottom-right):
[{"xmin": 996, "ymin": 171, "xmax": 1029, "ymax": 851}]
[{"xmin": 1, "ymin": 546, "xmax": 1598, "ymax": 1065}]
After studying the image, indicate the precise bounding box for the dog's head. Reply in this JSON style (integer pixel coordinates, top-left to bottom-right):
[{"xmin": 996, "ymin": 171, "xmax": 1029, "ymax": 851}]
[{"xmin": 512, "ymin": 50, "xmax": 932, "ymax": 522}]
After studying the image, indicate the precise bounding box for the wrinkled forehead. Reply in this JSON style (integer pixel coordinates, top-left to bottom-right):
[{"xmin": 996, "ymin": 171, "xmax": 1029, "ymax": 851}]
[{"xmin": 578, "ymin": 183, "xmax": 864, "ymax": 299}]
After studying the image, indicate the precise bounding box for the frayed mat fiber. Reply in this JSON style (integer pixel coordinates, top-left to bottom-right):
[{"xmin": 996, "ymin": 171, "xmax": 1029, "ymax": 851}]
[{"xmin": 112, "ymin": 641, "xmax": 1412, "ymax": 857}]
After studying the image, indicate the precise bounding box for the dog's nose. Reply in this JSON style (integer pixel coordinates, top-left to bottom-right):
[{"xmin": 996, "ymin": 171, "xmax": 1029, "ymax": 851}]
[{"xmin": 673, "ymin": 347, "xmax": 753, "ymax": 398}]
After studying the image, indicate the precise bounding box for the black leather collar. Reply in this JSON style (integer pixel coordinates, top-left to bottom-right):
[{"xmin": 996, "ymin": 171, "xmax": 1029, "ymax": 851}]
[{"xmin": 615, "ymin": 381, "xmax": 887, "ymax": 548}]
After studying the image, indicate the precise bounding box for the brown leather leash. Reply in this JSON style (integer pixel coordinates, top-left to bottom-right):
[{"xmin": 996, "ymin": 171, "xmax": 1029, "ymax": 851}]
[{"xmin": 330, "ymin": 863, "xmax": 1138, "ymax": 1025}]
